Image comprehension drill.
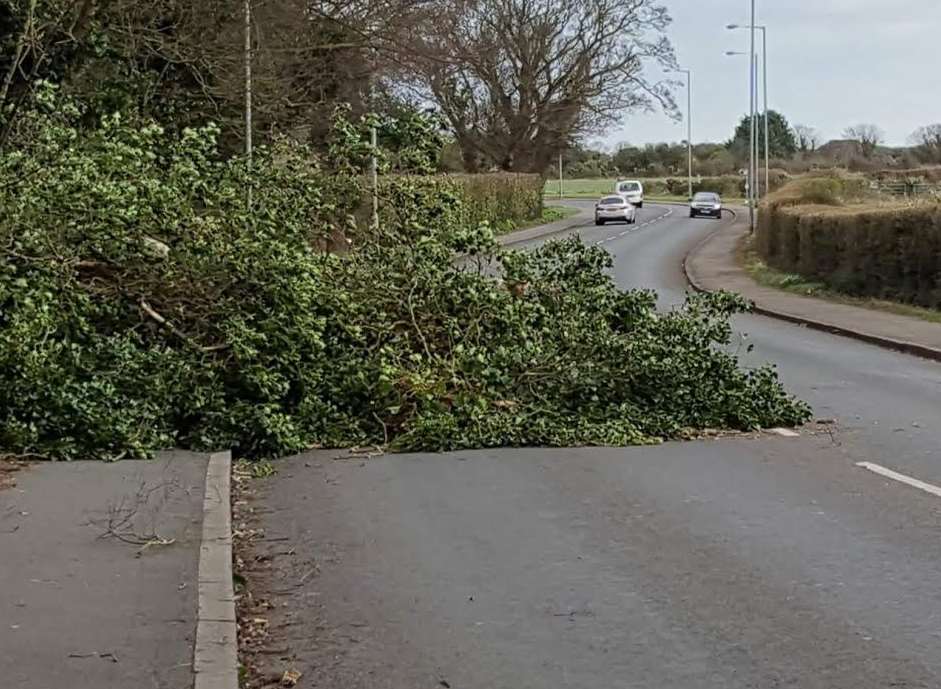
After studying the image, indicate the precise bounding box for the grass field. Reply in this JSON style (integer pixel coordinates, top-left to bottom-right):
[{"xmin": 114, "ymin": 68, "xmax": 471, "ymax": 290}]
[
  {"xmin": 518, "ymin": 204, "xmax": 580, "ymax": 228},
  {"xmin": 544, "ymin": 177, "xmax": 746, "ymax": 205},
  {"xmin": 543, "ymin": 178, "xmax": 653, "ymax": 198}
]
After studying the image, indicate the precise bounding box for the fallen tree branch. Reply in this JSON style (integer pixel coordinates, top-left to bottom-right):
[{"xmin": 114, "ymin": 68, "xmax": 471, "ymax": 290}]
[{"xmin": 139, "ymin": 299, "xmax": 229, "ymax": 353}]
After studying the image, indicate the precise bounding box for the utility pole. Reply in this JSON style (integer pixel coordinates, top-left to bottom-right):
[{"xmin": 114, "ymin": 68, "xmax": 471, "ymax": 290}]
[
  {"xmin": 753, "ymin": 53, "xmax": 760, "ymax": 205},
  {"xmin": 761, "ymin": 26, "xmax": 769, "ymax": 197},
  {"xmin": 671, "ymin": 68, "xmax": 693, "ymax": 199},
  {"xmin": 724, "ymin": 49, "xmax": 751, "ymax": 209},
  {"xmin": 559, "ymin": 152, "xmax": 564, "ymax": 200},
  {"xmin": 749, "ymin": 0, "xmax": 757, "ymax": 230},
  {"xmin": 371, "ymin": 125, "xmax": 379, "ymax": 228},
  {"xmin": 684, "ymin": 70, "xmax": 693, "ymax": 200},
  {"xmin": 729, "ymin": 21, "xmax": 769, "ymax": 202},
  {"xmin": 244, "ymin": 0, "xmax": 253, "ymax": 212},
  {"xmin": 368, "ymin": 31, "xmax": 379, "ymax": 228}
]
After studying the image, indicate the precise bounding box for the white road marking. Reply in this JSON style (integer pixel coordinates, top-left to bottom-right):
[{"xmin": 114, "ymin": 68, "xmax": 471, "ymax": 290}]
[
  {"xmin": 856, "ymin": 462, "xmax": 941, "ymax": 499},
  {"xmin": 590, "ymin": 207, "xmax": 674, "ymax": 247},
  {"xmin": 768, "ymin": 428, "xmax": 800, "ymax": 437}
]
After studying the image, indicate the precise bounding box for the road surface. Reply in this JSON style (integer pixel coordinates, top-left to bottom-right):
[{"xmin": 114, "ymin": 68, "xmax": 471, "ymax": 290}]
[{"xmin": 244, "ymin": 204, "xmax": 941, "ymax": 689}]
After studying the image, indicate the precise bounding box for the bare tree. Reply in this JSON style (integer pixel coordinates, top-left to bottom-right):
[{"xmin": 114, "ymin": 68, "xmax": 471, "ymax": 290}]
[
  {"xmin": 0, "ymin": 0, "xmax": 427, "ymax": 149},
  {"xmin": 793, "ymin": 124, "xmax": 821, "ymax": 154},
  {"xmin": 0, "ymin": 0, "xmax": 102, "ymax": 141},
  {"xmin": 843, "ymin": 123, "xmax": 884, "ymax": 159},
  {"xmin": 402, "ymin": 0, "xmax": 677, "ymax": 173},
  {"xmin": 909, "ymin": 124, "xmax": 941, "ymax": 164}
]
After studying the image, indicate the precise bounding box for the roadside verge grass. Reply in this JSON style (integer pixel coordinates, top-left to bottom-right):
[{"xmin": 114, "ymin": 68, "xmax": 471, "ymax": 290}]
[
  {"xmin": 497, "ymin": 204, "xmax": 581, "ymax": 234},
  {"xmin": 544, "ymin": 178, "xmax": 746, "ymax": 204}
]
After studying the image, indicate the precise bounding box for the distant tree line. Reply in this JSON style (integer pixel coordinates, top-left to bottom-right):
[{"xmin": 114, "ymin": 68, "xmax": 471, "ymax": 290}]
[
  {"xmin": 2, "ymin": 1, "xmax": 938, "ymax": 176},
  {"xmin": 559, "ymin": 111, "xmax": 941, "ymax": 179}
]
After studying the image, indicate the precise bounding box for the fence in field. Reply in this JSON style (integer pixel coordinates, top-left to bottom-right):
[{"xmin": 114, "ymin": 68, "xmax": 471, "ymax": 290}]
[{"xmin": 871, "ymin": 179, "xmax": 941, "ymax": 199}]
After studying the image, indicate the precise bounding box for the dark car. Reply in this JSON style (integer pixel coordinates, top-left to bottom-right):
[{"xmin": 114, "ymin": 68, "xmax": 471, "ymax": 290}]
[{"xmin": 689, "ymin": 192, "xmax": 723, "ymax": 219}]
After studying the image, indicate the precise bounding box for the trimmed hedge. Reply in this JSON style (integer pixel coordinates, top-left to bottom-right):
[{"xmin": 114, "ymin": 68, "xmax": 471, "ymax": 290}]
[
  {"xmin": 757, "ymin": 178, "xmax": 941, "ymax": 308},
  {"xmin": 367, "ymin": 173, "xmax": 543, "ymax": 234},
  {"xmin": 664, "ymin": 171, "xmax": 790, "ymax": 198},
  {"xmin": 451, "ymin": 173, "xmax": 544, "ymax": 230}
]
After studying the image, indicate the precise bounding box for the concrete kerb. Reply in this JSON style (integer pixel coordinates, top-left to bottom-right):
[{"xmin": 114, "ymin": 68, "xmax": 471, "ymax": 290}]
[
  {"xmin": 682, "ymin": 216, "xmax": 941, "ymax": 364},
  {"xmin": 497, "ymin": 209, "xmax": 590, "ymax": 247},
  {"xmin": 193, "ymin": 450, "xmax": 238, "ymax": 689}
]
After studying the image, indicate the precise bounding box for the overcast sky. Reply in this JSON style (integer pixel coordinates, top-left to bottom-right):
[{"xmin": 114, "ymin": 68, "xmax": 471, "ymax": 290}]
[{"xmin": 601, "ymin": 0, "xmax": 941, "ymax": 149}]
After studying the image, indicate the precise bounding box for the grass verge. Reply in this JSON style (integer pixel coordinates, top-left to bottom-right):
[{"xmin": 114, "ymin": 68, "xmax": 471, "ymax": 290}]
[
  {"xmin": 499, "ymin": 205, "xmax": 581, "ymax": 234},
  {"xmin": 739, "ymin": 238, "xmax": 941, "ymax": 326},
  {"xmin": 543, "ymin": 177, "xmax": 747, "ymax": 205}
]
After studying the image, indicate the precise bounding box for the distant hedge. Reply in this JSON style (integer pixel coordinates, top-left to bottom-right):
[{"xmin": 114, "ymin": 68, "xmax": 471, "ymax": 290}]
[
  {"xmin": 757, "ymin": 177, "xmax": 941, "ymax": 308},
  {"xmin": 664, "ymin": 171, "xmax": 790, "ymax": 199},
  {"xmin": 451, "ymin": 173, "xmax": 544, "ymax": 230},
  {"xmin": 366, "ymin": 173, "xmax": 543, "ymax": 234}
]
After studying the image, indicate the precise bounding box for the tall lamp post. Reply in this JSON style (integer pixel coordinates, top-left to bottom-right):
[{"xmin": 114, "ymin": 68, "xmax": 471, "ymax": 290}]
[
  {"xmin": 726, "ymin": 50, "xmax": 759, "ymax": 221},
  {"xmin": 244, "ymin": 0, "xmax": 253, "ymax": 214},
  {"xmin": 673, "ymin": 68, "xmax": 693, "ymax": 200},
  {"xmin": 729, "ymin": 22, "xmax": 769, "ymax": 198}
]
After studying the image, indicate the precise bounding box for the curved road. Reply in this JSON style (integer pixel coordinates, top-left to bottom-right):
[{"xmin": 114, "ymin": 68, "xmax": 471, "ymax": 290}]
[
  {"xmin": 247, "ymin": 204, "xmax": 941, "ymax": 689},
  {"xmin": 539, "ymin": 202, "xmax": 941, "ymax": 485}
]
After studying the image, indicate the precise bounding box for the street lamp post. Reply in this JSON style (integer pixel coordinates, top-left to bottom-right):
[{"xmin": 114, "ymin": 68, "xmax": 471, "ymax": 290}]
[
  {"xmin": 749, "ymin": 0, "xmax": 756, "ymax": 230},
  {"xmin": 726, "ymin": 50, "xmax": 756, "ymax": 219},
  {"xmin": 761, "ymin": 27, "xmax": 768, "ymax": 197},
  {"xmin": 244, "ymin": 0, "xmax": 253, "ymax": 215},
  {"xmin": 673, "ymin": 68, "xmax": 693, "ymax": 200},
  {"xmin": 729, "ymin": 22, "xmax": 769, "ymax": 199},
  {"xmin": 752, "ymin": 52, "xmax": 759, "ymax": 205}
]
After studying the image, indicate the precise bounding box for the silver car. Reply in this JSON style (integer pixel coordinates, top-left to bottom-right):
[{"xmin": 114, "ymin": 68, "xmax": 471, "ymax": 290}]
[{"xmin": 595, "ymin": 194, "xmax": 637, "ymax": 226}]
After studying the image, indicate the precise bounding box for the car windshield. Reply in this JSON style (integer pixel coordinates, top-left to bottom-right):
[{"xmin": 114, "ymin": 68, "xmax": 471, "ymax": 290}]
[
  {"xmin": 600, "ymin": 196, "xmax": 624, "ymax": 205},
  {"xmin": 694, "ymin": 193, "xmax": 718, "ymax": 202},
  {"xmin": 618, "ymin": 182, "xmax": 641, "ymax": 192}
]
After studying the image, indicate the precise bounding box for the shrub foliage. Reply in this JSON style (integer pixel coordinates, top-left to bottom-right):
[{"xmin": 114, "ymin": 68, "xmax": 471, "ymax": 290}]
[
  {"xmin": 0, "ymin": 97, "xmax": 811, "ymax": 460},
  {"xmin": 758, "ymin": 177, "xmax": 941, "ymax": 308},
  {"xmin": 664, "ymin": 173, "xmax": 790, "ymax": 198}
]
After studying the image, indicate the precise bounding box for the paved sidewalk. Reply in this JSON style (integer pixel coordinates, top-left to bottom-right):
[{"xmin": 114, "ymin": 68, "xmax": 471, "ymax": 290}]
[
  {"xmin": 686, "ymin": 218, "xmax": 941, "ymax": 361},
  {"xmin": 0, "ymin": 452, "xmax": 209, "ymax": 689}
]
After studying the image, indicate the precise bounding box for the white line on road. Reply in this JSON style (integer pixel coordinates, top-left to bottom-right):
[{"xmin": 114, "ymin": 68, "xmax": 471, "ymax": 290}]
[
  {"xmin": 856, "ymin": 462, "xmax": 941, "ymax": 499},
  {"xmin": 591, "ymin": 207, "xmax": 673, "ymax": 247}
]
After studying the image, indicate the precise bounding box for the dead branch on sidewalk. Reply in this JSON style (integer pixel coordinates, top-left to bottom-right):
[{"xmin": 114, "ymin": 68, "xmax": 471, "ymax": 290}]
[{"xmin": 89, "ymin": 477, "xmax": 181, "ymax": 554}]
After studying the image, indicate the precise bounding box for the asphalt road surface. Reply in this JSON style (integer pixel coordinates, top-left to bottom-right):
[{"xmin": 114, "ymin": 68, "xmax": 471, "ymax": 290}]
[{"xmin": 246, "ymin": 204, "xmax": 941, "ymax": 689}]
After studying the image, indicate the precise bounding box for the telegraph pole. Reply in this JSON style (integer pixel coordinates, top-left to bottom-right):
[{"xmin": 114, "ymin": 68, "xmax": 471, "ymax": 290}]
[
  {"xmin": 749, "ymin": 0, "xmax": 757, "ymax": 229},
  {"xmin": 244, "ymin": 0, "xmax": 253, "ymax": 212}
]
